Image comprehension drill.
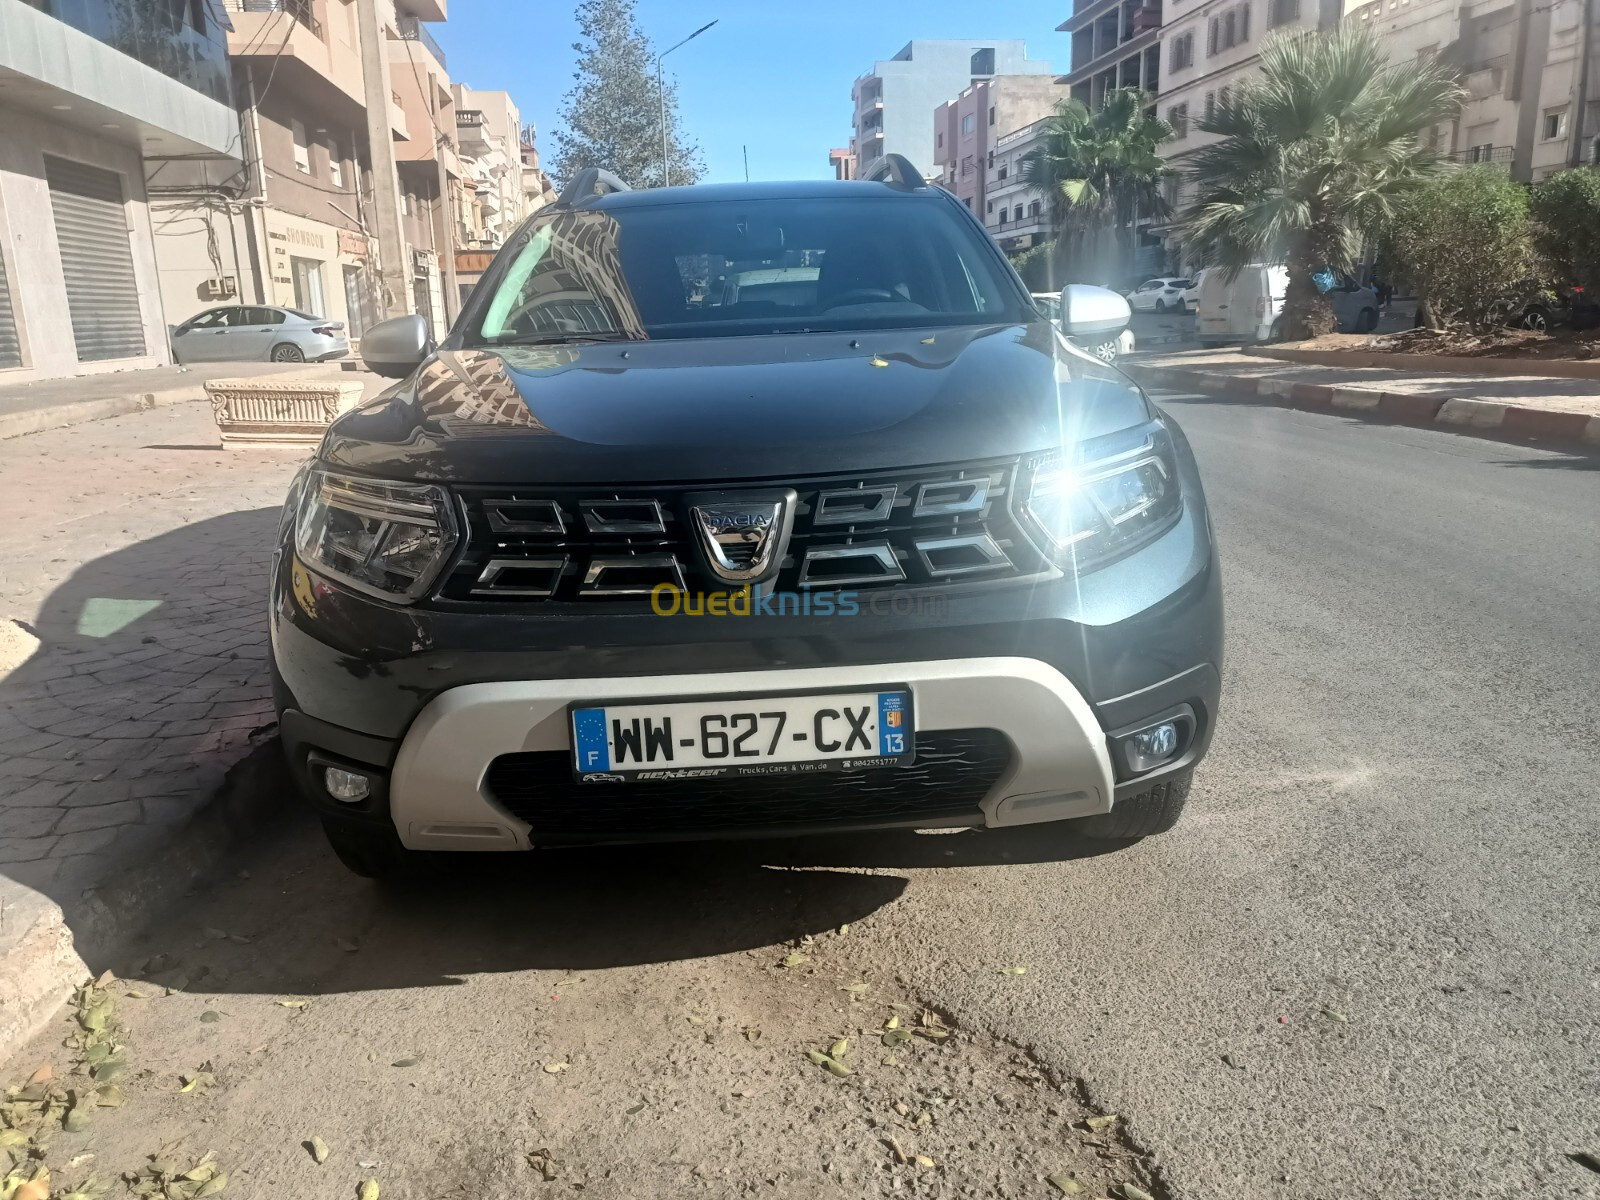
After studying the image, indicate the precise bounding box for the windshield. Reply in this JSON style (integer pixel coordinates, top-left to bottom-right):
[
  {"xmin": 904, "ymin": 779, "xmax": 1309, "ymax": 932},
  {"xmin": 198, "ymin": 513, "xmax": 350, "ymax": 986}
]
[{"xmin": 463, "ymin": 196, "xmax": 1029, "ymax": 344}]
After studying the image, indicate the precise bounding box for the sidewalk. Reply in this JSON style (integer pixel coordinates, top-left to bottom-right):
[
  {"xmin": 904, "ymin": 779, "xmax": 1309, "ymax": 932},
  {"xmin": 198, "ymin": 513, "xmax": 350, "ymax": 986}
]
[
  {"xmin": 0, "ymin": 359, "xmax": 365, "ymax": 439},
  {"xmin": 1125, "ymin": 347, "xmax": 1600, "ymax": 447},
  {"xmin": 0, "ymin": 376, "xmax": 382, "ymax": 1057}
]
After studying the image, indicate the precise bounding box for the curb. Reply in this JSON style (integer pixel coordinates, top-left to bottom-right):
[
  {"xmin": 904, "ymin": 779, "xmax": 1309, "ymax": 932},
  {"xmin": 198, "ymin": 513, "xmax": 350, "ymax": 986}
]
[
  {"xmin": 1126, "ymin": 365, "xmax": 1600, "ymax": 451},
  {"xmin": 0, "ymin": 384, "xmax": 206, "ymax": 441},
  {"xmin": 0, "ymin": 739, "xmax": 289, "ymax": 1063}
]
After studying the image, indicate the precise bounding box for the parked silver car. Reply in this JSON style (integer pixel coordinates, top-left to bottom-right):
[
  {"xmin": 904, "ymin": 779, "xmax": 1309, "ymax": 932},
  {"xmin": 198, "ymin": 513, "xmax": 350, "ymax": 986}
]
[{"xmin": 170, "ymin": 306, "xmax": 349, "ymax": 365}]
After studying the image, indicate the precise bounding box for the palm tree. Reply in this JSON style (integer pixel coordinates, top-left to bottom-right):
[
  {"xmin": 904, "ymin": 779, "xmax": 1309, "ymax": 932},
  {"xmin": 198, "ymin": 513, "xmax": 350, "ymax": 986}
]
[
  {"xmin": 1182, "ymin": 26, "xmax": 1463, "ymax": 340},
  {"xmin": 1019, "ymin": 90, "xmax": 1172, "ymax": 286}
]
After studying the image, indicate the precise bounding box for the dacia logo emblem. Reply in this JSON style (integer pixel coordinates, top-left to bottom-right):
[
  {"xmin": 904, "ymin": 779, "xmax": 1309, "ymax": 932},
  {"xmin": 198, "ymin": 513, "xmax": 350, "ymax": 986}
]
[{"xmin": 685, "ymin": 489, "xmax": 797, "ymax": 584}]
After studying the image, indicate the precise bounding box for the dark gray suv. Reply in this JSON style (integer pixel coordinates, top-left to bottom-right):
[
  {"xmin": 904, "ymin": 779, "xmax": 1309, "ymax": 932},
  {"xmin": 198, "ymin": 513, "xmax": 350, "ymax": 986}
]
[{"xmin": 269, "ymin": 159, "xmax": 1223, "ymax": 877}]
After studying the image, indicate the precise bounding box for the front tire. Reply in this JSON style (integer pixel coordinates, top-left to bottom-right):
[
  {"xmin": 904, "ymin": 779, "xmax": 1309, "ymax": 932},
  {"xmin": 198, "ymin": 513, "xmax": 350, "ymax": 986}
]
[
  {"xmin": 1154, "ymin": 299, "xmax": 1167, "ymax": 314},
  {"xmin": 1091, "ymin": 339, "xmax": 1119, "ymax": 363},
  {"xmin": 1355, "ymin": 307, "xmax": 1378, "ymax": 333},
  {"xmin": 1071, "ymin": 770, "xmax": 1191, "ymax": 839},
  {"xmin": 322, "ymin": 819, "xmax": 421, "ymax": 881},
  {"xmin": 272, "ymin": 343, "xmax": 306, "ymax": 363}
]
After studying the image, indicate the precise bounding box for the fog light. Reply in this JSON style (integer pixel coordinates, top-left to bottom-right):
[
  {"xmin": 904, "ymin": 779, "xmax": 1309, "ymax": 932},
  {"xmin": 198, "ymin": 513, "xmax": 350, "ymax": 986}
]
[
  {"xmin": 323, "ymin": 766, "xmax": 371, "ymax": 803},
  {"xmin": 1124, "ymin": 721, "xmax": 1182, "ymax": 773}
]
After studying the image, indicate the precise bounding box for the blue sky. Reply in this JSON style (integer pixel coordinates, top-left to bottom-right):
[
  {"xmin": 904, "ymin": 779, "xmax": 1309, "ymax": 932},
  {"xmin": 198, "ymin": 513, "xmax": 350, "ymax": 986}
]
[{"xmin": 438, "ymin": 0, "xmax": 1068, "ymax": 184}]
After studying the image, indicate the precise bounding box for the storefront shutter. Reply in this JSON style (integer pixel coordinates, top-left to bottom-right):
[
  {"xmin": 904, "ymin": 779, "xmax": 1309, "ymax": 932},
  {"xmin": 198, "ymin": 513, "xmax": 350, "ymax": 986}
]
[
  {"xmin": 44, "ymin": 156, "xmax": 147, "ymax": 363},
  {"xmin": 0, "ymin": 242, "xmax": 19, "ymax": 369}
]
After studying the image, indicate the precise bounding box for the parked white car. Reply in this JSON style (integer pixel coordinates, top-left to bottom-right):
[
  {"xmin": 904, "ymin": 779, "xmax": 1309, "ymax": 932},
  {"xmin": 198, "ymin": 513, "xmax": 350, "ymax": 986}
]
[
  {"xmin": 1181, "ymin": 270, "xmax": 1208, "ymax": 313},
  {"xmin": 1126, "ymin": 276, "xmax": 1192, "ymax": 314},
  {"xmin": 1195, "ymin": 265, "xmax": 1380, "ymax": 345},
  {"xmin": 1032, "ymin": 292, "xmax": 1135, "ymax": 362},
  {"xmin": 170, "ymin": 305, "xmax": 349, "ymax": 364}
]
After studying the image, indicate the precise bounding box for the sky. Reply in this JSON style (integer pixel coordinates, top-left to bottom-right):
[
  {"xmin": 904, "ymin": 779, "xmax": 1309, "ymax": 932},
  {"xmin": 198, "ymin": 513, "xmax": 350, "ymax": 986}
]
[{"xmin": 437, "ymin": 0, "xmax": 1069, "ymax": 184}]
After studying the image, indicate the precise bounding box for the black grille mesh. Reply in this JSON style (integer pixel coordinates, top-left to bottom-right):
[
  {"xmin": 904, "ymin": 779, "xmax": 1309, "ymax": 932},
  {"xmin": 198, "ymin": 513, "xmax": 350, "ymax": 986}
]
[{"xmin": 483, "ymin": 729, "xmax": 1011, "ymax": 841}]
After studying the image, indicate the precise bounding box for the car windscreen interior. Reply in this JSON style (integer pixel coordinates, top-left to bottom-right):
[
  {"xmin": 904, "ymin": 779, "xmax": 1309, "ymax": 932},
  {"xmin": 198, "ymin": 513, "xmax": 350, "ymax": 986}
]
[{"xmin": 466, "ymin": 196, "xmax": 1029, "ymax": 343}]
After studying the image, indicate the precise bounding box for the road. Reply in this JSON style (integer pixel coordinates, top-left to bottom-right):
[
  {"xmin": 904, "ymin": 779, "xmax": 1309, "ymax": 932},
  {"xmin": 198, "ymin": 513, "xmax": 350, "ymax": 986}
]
[{"xmin": 4, "ymin": 395, "xmax": 1597, "ymax": 1200}]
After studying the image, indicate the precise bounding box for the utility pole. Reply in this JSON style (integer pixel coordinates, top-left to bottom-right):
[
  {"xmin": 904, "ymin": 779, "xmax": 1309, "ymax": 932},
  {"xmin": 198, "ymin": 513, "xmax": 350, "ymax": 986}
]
[
  {"xmin": 743, "ymin": 145, "xmax": 750, "ymax": 182},
  {"xmin": 656, "ymin": 20, "xmax": 717, "ymax": 187},
  {"xmin": 356, "ymin": 0, "xmax": 409, "ymax": 318},
  {"xmin": 1571, "ymin": 0, "xmax": 1596, "ymax": 166}
]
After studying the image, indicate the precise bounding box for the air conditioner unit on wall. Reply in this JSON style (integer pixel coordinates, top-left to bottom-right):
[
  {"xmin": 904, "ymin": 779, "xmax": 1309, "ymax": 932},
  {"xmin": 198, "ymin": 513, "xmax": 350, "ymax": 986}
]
[{"xmin": 202, "ymin": 276, "xmax": 238, "ymax": 300}]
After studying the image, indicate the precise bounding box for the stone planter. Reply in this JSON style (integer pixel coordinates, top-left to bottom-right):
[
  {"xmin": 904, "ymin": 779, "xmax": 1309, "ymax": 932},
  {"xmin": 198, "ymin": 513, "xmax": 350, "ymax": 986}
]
[{"xmin": 205, "ymin": 376, "xmax": 365, "ymax": 448}]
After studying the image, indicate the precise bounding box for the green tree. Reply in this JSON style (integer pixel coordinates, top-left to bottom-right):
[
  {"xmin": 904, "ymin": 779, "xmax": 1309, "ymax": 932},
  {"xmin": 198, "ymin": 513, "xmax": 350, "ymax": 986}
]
[
  {"xmin": 1528, "ymin": 167, "xmax": 1600, "ymax": 294},
  {"xmin": 1182, "ymin": 27, "xmax": 1462, "ymax": 340},
  {"xmin": 552, "ymin": 0, "xmax": 704, "ymax": 190},
  {"xmin": 1385, "ymin": 166, "xmax": 1534, "ymax": 330},
  {"xmin": 1019, "ymin": 90, "xmax": 1172, "ymax": 286}
]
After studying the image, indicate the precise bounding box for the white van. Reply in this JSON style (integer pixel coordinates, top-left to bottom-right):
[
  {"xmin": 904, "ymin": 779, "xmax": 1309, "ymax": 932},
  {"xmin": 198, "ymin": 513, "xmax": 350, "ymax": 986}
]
[{"xmin": 1195, "ymin": 265, "xmax": 1379, "ymax": 346}]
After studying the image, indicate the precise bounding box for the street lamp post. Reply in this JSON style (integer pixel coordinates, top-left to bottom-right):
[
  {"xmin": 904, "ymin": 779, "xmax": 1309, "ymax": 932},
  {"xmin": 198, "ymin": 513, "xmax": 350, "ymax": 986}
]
[{"xmin": 656, "ymin": 19, "xmax": 717, "ymax": 187}]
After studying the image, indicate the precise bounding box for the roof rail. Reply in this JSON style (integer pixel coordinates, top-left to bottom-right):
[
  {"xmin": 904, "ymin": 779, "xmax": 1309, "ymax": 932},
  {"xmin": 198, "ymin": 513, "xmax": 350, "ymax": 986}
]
[
  {"xmin": 554, "ymin": 167, "xmax": 631, "ymax": 208},
  {"xmin": 863, "ymin": 153, "xmax": 927, "ymax": 191}
]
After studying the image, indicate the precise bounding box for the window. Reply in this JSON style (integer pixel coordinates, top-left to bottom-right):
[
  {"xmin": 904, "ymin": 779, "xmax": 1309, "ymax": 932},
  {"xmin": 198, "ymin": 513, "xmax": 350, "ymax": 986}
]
[
  {"xmin": 327, "ymin": 142, "xmax": 345, "ymax": 189},
  {"xmin": 402, "ymin": 190, "xmax": 413, "ymax": 216},
  {"xmin": 1029, "ymin": 200, "xmax": 1042, "ymax": 218},
  {"xmin": 291, "ymin": 258, "xmax": 326, "ymax": 317},
  {"xmin": 937, "ymin": 131, "xmax": 944, "ymax": 149},
  {"xmin": 1210, "ymin": 4, "xmax": 1250, "ymax": 52},
  {"xmin": 187, "ymin": 0, "xmax": 206, "ymax": 34},
  {"xmin": 1167, "ymin": 102, "xmax": 1189, "ymax": 137},
  {"xmin": 962, "ymin": 113, "xmax": 975, "ymax": 135},
  {"xmin": 1467, "ymin": 143, "xmax": 1495, "ymax": 162},
  {"xmin": 989, "ymin": 105, "xmax": 996, "ymax": 126},
  {"xmin": 987, "ymin": 199, "xmax": 994, "ymax": 213},
  {"xmin": 291, "ymin": 118, "xmax": 311, "ymax": 174},
  {"xmin": 1543, "ymin": 109, "xmax": 1566, "ymax": 140},
  {"xmin": 1220, "ymin": 85, "xmax": 1232, "ymax": 110},
  {"xmin": 468, "ymin": 195, "xmax": 1031, "ymax": 345},
  {"xmin": 1205, "ymin": 90, "xmax": 1217, "ymax": 121},
  {"xmin": 960, "ymin": 155, "xmax": 974, "ymax": 178},
  {"xmin": 1267, "ymin": 0, "xmax": 1299, "ymax": 27},
  {"xmin": 963, "ymin": 197, "xmax": 972, "ymax": 210},
  {"xmin": 971, "ymin": 47, "xmax": 995, "ymax": 75},
  {"xmin": 998, "ymin": 164, "xmax": 1008, "ymax": 181},
  {"xmin": 987, "ymin": 150, "xmax": 995, "ymax": 168},
  {"xmin": 1170, "ymin": 30, "xmax": 1194, "ymax": 70}
]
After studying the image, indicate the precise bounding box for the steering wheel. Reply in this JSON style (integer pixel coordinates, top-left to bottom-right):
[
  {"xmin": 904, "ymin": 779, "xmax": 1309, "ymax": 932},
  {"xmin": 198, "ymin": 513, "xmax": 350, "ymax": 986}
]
[{"xmin": 825, "ymin": 288, "xmax": 897, "ymax": 308}]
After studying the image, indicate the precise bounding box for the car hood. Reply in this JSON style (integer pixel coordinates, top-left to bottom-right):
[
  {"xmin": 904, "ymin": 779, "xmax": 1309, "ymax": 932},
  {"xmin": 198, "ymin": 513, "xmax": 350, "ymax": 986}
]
[{"xmin": 321, "ymin": 322, "xmax": 1151, "ymax": 484}]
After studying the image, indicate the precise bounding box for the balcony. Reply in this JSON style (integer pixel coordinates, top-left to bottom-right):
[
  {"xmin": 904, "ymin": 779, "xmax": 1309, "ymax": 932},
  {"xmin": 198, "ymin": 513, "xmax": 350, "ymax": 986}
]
[
  {"xmin": 1447, "ymin": 144, "xmax": 1514, "ymax": 165},
  {"xmin": 224, "ymin": 0, "xmax": 364, "ymax": 110},
  {"xmin": 456, "ymin": 108, "xmax": 490, "ymax": 153},
  {"xmin": 396, "ymin": 13, "xmax": 446, "ymax": 70}
]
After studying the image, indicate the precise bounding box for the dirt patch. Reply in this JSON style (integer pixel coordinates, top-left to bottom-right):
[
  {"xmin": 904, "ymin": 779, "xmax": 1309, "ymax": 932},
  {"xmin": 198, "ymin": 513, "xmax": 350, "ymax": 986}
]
[
  {"xmin": 1283, "ymin": 327, "xmax": 1600, "ymax": 361},
  {"xmin": 3, "ymin": 830, "xmax": 1167, "ymax": 1200}
]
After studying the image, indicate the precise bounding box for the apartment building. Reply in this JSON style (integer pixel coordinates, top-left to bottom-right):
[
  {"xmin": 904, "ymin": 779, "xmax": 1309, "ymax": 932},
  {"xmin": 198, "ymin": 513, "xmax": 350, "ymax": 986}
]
[
  {"xmin": 985, "ymin": 119, "xmax": 1055, "ymax": 253},
  {"xmin": 1345, "ymin": 0, "xmax": 1599, "ymax": 178},
  {"xmin": 850, "ymin": 40, "xmax": 1054, "ymax": 177},
  {"xmin": 0, "ymin": 0, "xmax": 240, "ymax": 381},
  {"xmin": 829, "ymin": 145, "xmax": 859, "ymax": 179},
  {"xmin": 453, "ymin": 84, "xmax": 526, "ymax": 250},
  {"xmin": 933, "ymin": 76, "xmax": 1068, "ymax": 217},
  {"xmin": 520, "ymin": 127, "xmax": 554, "ymax": 212},
  {"xmin": 147, "ymin": 0, "xmax": 462, "ymax": 344},
  {"xmin": 1061, "ymin": 0, "xmax": 1166, "ymax": 109}
]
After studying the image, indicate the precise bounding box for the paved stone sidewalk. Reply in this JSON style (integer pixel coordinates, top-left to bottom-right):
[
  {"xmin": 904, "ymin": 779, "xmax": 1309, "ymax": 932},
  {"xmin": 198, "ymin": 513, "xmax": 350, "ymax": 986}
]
[{"xmin": 0, "ymin": 379, "xmax": 380, "ymax": 898}]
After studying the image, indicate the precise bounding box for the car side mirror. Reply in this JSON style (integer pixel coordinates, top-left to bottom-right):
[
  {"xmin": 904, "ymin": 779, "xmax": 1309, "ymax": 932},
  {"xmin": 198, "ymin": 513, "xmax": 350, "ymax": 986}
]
[
  {"xmin": 1060, "ymin": 285, "xmax": 1132, "ymax": 341},
  {"xmin": 361, "ymin": 315, "xmax": 432, "ymax": 378}
]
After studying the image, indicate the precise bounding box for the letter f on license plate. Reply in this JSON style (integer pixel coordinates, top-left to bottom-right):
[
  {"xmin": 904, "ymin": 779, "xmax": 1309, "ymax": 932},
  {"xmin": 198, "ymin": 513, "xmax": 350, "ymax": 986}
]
[{"xmin": 569, "ymin": 688, "xmax": 914, "ymax": 782}]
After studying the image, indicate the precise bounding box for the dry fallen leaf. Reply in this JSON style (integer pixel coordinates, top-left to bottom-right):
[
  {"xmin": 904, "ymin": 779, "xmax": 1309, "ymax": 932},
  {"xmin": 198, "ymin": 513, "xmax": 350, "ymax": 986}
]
[
  {"xmin": 869, "ymin": 356, "xmax": 890, "ymax": 368},
  {"xmin": 1321, "ymin": 1006, "xmax": 1350, "ymax": 1023},
  {"xmin": 836, "ymin": 924, "xmax": 850, "ymax": 935},
  {"xmin": 1117, "ymin": 1185, "xmax": 1155, "ymax": 1200},
  {"xmin": 742, "ymin": 1027, "xmax": 761, "ymax": 1043},
  {"xmin": 275, "ymin": 999, "xmax": 308, "ymax": 1009},
  {"xmin": 779, "ymin": 952, "xmax": 808, "ymax": 969},
  {"xmin": 14, "ymin": 1175, "xmax": 50, "ymax": 1200},
  {"xmin": 1085, "ymin": 1114, "xmax": 1120, "ymax": 1132},
  {"xmin": 914, "ymin": 1155, "xmax": 936, "ymax": 1169},
  {"xmin": 686, "ymin": 1015, "xmax": 705, "ymax": 1026},
  {"xmin": 25, "ymin": 1064, "xmax": 52, "ymax": 1086},
  {"xmin": 1048, "ymin": 1173, "xmax": 1084, "ymax": 1195},
  {"xmin": 1001, "ymin": 966, "xmax": 1028, "ymax": 975},
  {"xmin": 308, "ymin": 1136, "xmax": 330, "ymax": 1165},
  {"xmin": 358, "ymin": 1180, "xmax": 379, "ymax": 1200},
  {"xmin": 390, "ymin": 1058, "xmax": 418, "ymax": 1069},
  {"xmin": 824, "ymin": 1057, "xmax": 852, "ymax": 1078},
  {"xmin": 199, "ymin": 1010, "xmax": 222, "ymax": 1024},
  {"xmin": 542, "ymin": 1062, "xmax": 570, "ymax": 1074},
  {"xmin": 829, "ymin": 1038, "xmax": 849, "ymax": 1059},
  {"xmin": 884, "ymin": 1015, "xmax": 900, "ymax": 1031}
]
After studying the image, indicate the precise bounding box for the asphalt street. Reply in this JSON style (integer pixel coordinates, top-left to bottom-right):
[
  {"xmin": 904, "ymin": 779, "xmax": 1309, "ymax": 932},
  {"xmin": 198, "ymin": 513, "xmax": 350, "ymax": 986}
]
[{"xmin": 4, "ymin": 394, "xmax": 1597, "ymax": 1199}]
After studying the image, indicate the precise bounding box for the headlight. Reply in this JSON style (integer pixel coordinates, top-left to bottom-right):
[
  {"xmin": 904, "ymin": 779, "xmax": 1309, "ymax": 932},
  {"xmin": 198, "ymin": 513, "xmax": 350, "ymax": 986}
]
[
  {"xmin": 1020, "ymin": 424, "xmax": 1183, "ymax": 570},
  {"xmin": 294, "ymin": 469, "xmax": 458, "ymax": 602}
]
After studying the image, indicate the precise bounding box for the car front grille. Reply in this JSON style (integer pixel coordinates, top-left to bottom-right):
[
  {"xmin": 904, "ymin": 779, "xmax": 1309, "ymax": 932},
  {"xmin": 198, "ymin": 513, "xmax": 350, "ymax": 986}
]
[
  {"xmin": 483, "ymin": 728, "xmax": 1010, "ymax": 841},
  {"xmin": 439, "ymin": 460, "xmax": 1045, "ymax": 605}
]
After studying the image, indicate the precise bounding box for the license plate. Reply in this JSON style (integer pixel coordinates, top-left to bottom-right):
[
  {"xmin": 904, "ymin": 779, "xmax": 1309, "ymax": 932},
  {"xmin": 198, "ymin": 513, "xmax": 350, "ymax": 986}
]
[{"xmin": 569, "ymin": 689, "xmax": 914, "ymax": 782}]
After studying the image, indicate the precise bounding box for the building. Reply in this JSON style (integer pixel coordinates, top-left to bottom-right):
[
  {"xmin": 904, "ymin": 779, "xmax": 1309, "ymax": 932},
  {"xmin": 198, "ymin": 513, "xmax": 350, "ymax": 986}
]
[
  {"xmin": 1344, "ymin": 0, "xmax": 1600, "ymax": 179},
  {"xmin": 1060, "ymin": 0, "xmax": 1166, "ymax": 110},
  {"xmin": 519, "ymin": 124, "xmax": 554, "ymax": 214},
  {"xmin": 850, "ymin": 40, "xmax": 1054, "ymax": 178},
  {"xmin": 453, "ymin": 84, "xmax": 526, "ymax": 251},
  {"xmin": 985, "ymin": 119, "xmax": 1056, "ymax": 253},
  {"xmin": 0, "ymin": 0, "xmax": 240, "ymax": 381},
  {"xmin": 829, "ymin": 145, "xmax": 858, "ymax": 179},
  {"xmin": 933, "ymin": 76, "xmax": 1068, "ymax": 217}
]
